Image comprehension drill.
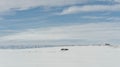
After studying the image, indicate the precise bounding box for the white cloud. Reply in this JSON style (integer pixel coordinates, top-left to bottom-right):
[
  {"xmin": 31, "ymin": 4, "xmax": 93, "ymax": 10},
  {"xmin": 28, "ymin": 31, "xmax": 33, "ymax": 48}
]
[
  {"xmin": 59, "ymin": 4, "xmax": 120, "ymax": 15},
  {"xmin": 0, "ymin": 22, "xmax": 120, "ymax": 45}
]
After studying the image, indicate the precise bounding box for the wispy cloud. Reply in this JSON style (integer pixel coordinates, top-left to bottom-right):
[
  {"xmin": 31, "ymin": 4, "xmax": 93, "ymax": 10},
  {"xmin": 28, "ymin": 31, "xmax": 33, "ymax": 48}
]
[
  {"xmin": 115, "ymin": 0, "xmax": 120, "ymax": 3},
  {"xmin": 0, "ymin": 22, "xmax": 120, "ymax": 45},
  {"xmin": 59, "ymin": 4, "xmax": 120, "ymax": 15},
  {"xmin": 81, "ymin": 16, "xmax": 106, "ymax": 19},
  {"xmin": 106, "ymin": 17, "xmax": 120, "ymax": 21},
  {"xmin": 0, "ymin": 0, "xmax": 116, "ymax": 15},
  {"xmin": 0, "ymin": 0, "xmax": 88, "ymax": 13},
  {"xmin": 81, "ymin": 16, "xmax": 120, "ymax": 22},
  {"xmin": 0, "ymin": 17, "xmax": 4, "ymax": 20}
]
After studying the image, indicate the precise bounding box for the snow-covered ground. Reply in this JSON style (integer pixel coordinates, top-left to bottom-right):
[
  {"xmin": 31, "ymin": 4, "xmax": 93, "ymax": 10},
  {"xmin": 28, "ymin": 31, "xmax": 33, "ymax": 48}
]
[{"xmin": 0, "ymin": 46, "xmax": 120, "ymax": 67}]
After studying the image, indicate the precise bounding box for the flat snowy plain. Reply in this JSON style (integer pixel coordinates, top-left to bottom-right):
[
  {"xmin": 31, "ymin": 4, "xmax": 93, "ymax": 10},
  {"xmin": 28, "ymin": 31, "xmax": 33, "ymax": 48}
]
[{"xmin": 0, "ymin": 46, "xmax": 120, "ymax": 67}]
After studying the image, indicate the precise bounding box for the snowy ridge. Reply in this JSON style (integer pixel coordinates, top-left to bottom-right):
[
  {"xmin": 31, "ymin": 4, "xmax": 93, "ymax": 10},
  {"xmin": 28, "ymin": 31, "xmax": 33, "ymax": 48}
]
[{"xmin": 0, "ymin": 44, "xmax": 119, "ymax": 49}]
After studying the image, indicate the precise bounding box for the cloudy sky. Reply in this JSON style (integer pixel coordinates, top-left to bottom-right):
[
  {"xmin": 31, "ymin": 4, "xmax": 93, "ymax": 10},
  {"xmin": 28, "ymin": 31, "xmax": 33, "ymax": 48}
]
[{"xmin": 0, "ymin": 0, "xmax": 120, "ymax": 46}]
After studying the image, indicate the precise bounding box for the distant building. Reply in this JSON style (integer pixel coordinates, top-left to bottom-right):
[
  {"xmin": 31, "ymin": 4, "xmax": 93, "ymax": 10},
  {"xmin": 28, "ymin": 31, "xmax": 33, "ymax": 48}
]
[
  {"xmin": 105, "ymin": 43, "xmax": 111, "ymax": 46},
  {"xmin": 61, "ymin": 48, "xmax": 69, "ymax": 51}
]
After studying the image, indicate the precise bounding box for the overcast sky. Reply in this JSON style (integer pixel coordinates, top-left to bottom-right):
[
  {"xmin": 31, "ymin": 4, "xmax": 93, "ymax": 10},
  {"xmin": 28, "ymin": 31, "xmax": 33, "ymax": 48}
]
[{"xmin": 0, "ymin": 0, "xmax": 120, "ymax": 45}]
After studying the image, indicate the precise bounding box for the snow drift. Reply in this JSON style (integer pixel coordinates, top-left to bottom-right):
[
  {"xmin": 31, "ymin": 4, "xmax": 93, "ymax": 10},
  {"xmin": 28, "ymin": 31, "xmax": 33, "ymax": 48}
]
[{"xmin": 0, "ymin": 46, "xmax": 120, "ymax": 67}]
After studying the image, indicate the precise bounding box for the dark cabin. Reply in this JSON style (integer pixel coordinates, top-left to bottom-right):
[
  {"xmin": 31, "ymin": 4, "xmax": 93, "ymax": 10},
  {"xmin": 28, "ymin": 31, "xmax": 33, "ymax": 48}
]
[
  {"xmin": 105, "ymin": 43, "xmax": 111, "ymax": 46},
  {"xmin": 61, "ymin": 48, "xmax": 69, "ymax": 51}
]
